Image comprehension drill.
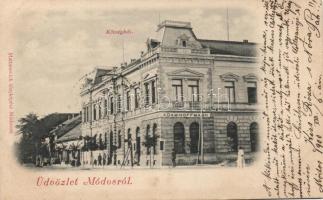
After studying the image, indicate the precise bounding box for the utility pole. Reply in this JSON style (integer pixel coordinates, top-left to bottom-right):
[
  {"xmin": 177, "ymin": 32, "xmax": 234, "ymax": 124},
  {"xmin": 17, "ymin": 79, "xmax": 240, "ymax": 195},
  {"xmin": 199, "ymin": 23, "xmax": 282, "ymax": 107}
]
[
  {"xmin": 112, "ymin": 68, "xmax": 117, "ymax": 166},
  {"xmin": 200, "ymin": 101, "xmax": 204, "ymax": 164},
  {"xmin": 89, "ymin": 89, "xmax": 93, "ymax": 168}
]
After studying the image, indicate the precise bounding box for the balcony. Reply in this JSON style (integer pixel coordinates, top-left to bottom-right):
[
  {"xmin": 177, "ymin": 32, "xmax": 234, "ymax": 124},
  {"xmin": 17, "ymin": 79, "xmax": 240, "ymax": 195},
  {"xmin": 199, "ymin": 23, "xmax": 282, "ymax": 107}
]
[
  {"xmin": 161, "ymin": 47, "xmax": 209, "ymax": 55},
  {"xmin": 158, "ymin": 101, "xmax": 258, "ymax": 111}
]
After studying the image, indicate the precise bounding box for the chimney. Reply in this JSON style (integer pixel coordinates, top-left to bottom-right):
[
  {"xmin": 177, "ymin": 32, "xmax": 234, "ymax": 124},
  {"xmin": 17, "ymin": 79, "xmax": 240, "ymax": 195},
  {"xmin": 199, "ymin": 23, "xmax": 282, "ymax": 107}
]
[{"xmin": 121, "ymin": 62, "xmax": 127, "ymax": 69}]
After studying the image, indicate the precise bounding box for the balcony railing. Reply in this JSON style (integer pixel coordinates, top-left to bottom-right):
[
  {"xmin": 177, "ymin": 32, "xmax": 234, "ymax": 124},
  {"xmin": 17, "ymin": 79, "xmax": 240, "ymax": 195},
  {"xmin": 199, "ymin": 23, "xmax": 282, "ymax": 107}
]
[
  {"xmin": 158, "ymin": 101, "xmax": 258, "ymax": 111},
  {"xmin": 161, "ymin": 47, "xmax": 209, "ymax": 55}
]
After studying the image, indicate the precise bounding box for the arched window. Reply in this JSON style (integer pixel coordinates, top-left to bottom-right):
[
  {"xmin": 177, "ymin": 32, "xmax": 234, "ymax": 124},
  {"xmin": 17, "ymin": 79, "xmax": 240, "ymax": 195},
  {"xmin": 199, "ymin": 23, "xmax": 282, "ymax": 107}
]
[
  {"xmin": 153, "ymin": 124, "xmax": 157, "ymax": 154},
  {"xmin": 146, "ymin": 125, "xmax": 150, "ymax": 155},
  {"xmin": 189, "ymin": 122, "xmax": 199, "ymax": 153},
  {"xmin": 174, "ymin": 122, "xmax": 185, "ymax": 153},
  {"xmin": 227, "ymin": 122, "xmax": 238, "ymax": 152},
  {"xmin": 104, "ymin": 133, "xmax": 107, "ymax": 149},
  {"xmin": 109, "ymin": 131, "xmax": 113, "ymax": 153},
  {"xmin": 250, "ymin": 122, "xmax": 259, "ymax": 152}
]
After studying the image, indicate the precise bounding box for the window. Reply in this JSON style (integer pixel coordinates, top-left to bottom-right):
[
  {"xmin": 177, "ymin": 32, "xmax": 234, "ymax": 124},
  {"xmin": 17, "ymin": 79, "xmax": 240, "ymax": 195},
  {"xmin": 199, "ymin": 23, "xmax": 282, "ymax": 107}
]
[
  {"xmin": 104, "ymin": 99, "xmax": 108, "ymax": 116},
  {"xmin": 153, "ymin": 124, "xmax": 157, "ymax": 154},
  {"xmin": 104, "ymin": 133, "xmax": 107, "ymax": 149},
  {"xmin": 135, "ymin": 88, "xmax": 140, "ymax": 109},
  {"xmin": 225, "ymin": 81, "xmax": 235, "ymax": 103},
  {"xmin": 146, "ymin": 125, "xmax": 150, "ymax": 155},
  {"xmin": 182, "ymin": 40, "xmax": 187, "ymax": 47},
  {"xmin": 110, "ymin": 131, "xmax": 114, "ymax": 153},
  {"xmin": 172, "ymin": 79, "xmax": 183, "ymax": 102},
  {"xmin": 188, "ymin": 80, "xmax": 199, "ymax": 102},
  {"xmin": 82, "ymin": 108, "xmax": 86, "ymax": 122},
  {"xmin": 160, "ymin": 141, "xmax": 164, "ymax": 151},
  {"xmin": 144, "ymin": 83, "xmax": 150, "ymax": 106},
  {"xmin": 86, "ymin": 106, "xmax": 89, "ymax": 122},
  {"xmin": 110, "ymin": 96, "xmax": 114, "ymax": 114},
  {"xmin": 98, "ymin": 103, "xmax": 102, "ymax": 119},
  {"xmin": 174, "ymin": 122, "xmax": 185, "ymax": 153},
  {"xmin": 250, "ymin": 122, "xmax": 259, "ymax": 152},
  {"xmin": 93, "ymin": 104, "xmax": 97, "ymax": 121},
  {"xmin": 189, "ymin": 122, "xmax": 200, "ymax": 153},
  {"xmin": 118, "ymin": 130, "xmax": 121, "ymax": 148},
  {"xmin": 126, "ymin": 91, "xmax": 131, "ymax": 111},
  {"xmin": 227, "ymin": 122, "xmax": 238, "ymax": 152},
  {"xmin": 117, "ymin": 94, "xmax": 121, "ymax": 113},
  {"xmin": 151, "ymin": 80, "xmax": 156, "ymax": 104},
  {"xmin": 247, "ymin": 82, "xmax": 257, "ymax": 104}
]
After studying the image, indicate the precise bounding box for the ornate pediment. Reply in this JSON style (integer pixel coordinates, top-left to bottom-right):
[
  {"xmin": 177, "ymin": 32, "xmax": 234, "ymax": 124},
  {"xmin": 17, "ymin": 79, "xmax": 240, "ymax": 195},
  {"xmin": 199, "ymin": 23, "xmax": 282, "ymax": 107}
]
[
  {"xmin": 243, "ymin": 73, "xmax": 258, "ymax": 82},
  {"xmin": 220, "ymin": 72, "xmax": 239, "ymax": 81},
  {"xmin": 167, "ymin": 68, "xmax": 204, "ymax": 77},
  {"xmin": 178, "ymin": 33, "xmax": 190, "ymax": 41}
]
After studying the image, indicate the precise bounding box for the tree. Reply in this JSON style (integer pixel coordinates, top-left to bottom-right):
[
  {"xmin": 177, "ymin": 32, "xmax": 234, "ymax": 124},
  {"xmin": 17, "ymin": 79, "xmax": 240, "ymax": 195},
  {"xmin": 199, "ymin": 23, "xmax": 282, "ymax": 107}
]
[
  {"xmin": 16, "ymin": 112, "xmax": 73, "ymax": 164},
  {"xmin": 15, "ymin": 113, "xmax": 41, "ymax": 163}
]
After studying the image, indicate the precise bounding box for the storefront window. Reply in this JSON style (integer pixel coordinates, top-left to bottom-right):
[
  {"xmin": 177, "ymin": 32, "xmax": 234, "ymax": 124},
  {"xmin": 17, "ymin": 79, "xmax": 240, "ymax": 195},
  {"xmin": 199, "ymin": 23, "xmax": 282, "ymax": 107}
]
[
  {"xmin": 227, "ymin": 122, "xmax": 238, "ymax": 152},
  {"xmin": 250, "ymin": 122, "xmax": 258, "ymax": 152},
  {"xmin": 189, "ymin": 122, "xmax": 199, "ymax": 153},
  {"xmin": 174, "ymin": 122, "xmax": 185, "ymax": 153}
]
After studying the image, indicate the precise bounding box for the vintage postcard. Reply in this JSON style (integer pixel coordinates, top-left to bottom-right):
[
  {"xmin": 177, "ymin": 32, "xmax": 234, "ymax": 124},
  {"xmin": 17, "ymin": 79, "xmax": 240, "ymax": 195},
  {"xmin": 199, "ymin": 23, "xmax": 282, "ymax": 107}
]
[{"xmin": 0, "ymin": 0, "xmax": 322, "ymax": 199}]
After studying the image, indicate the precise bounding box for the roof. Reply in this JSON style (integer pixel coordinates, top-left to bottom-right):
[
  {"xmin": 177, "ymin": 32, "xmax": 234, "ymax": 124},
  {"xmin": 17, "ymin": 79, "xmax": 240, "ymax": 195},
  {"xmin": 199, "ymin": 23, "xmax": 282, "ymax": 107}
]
[
  {"xmin": 51, "ymin": 115, "xmax": 81, "ymax": 138},
  {"xmin": 199, "ymin": 39, "xmax": 258, "ymax": 57},
  {"xmin": 55, "ymin": 123, "xmax": 81, "ymax": 143}
]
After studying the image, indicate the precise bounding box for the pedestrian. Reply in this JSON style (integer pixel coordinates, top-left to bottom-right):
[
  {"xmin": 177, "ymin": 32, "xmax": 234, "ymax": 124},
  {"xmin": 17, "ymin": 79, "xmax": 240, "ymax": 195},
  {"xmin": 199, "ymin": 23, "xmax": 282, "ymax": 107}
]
[
  {"xmin": 171, "ymin": 148, "xmax": 176, "ymax": 167},
  {"xmin": 237, "ymin": 146, "xmax": 245, "ymax": 168},
  {"xmin": 98, "ymin": 153, "xmax": 102, "ymax": 166},
  {"xmin": 103, "ymin": 153, "xmax": 106, "ymax": 166}
]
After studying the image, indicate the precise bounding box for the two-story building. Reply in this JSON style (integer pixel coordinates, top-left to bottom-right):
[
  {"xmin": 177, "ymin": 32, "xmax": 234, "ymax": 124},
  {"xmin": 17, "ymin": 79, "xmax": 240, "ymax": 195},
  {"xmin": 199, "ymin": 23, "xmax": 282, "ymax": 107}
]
[{"xmin": 80, "ymin": 20, "xmax": 259, "ymax": 167}]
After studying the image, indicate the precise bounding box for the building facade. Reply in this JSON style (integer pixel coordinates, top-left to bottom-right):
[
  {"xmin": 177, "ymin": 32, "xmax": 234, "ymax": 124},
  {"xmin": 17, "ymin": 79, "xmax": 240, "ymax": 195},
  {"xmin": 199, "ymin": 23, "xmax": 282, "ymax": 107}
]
[{"xmin": 80, "ymin": 20, "xmax": 259, "ymax": 167}]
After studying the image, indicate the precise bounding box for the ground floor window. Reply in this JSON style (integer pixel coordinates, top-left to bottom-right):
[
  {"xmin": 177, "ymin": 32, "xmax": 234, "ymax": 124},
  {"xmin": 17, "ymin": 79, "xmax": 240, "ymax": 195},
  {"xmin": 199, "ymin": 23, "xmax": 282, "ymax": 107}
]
[
  {"xmin": 153, "ymin": 124, "xmax": 157, "ymax": 154},
  {"xmin": 227, "ymin": 122, "xmax": 238, "ymax": 152},
  {"xmin": 189, "ymin": 122, "xmax": 199, "ymax": 153},
  {"xmin": 174, "ymin": 122, "xmax": 185, "ymax": 153},
  {"xmin": 250, "ymin": 122, "xmax": 258, "ymax": 152}
]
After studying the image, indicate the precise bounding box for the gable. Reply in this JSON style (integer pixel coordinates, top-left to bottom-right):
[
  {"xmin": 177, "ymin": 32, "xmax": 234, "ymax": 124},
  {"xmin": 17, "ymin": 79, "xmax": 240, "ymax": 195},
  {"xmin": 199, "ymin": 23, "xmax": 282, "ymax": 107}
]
[
  {"xmin": 161, "ymin": 27, "xmax": 202, "ymax": 48},
  {"xmin": 220, "ymin": 72, "xmax": 240, "ymax": 81},
  {"xmin": 167, "ymin": 68, "xmax": 204, "ymax": 77},
  {"xmin": 243, "ymin": 73, "xmax": 258, "ymax": 82}
]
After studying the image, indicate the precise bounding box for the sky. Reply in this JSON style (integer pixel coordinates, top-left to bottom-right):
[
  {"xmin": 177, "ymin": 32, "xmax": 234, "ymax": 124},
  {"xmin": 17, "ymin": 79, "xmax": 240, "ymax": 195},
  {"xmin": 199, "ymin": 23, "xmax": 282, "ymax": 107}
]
[{"xmin": 13, "ymin": 6, "xmax": 260, "ymax": 120}]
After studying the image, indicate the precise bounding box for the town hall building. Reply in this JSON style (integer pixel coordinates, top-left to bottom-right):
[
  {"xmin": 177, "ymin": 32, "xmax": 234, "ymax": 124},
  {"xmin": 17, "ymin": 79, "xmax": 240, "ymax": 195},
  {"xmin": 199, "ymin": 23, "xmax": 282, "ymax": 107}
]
[{"xmin": 80, "ymin": 20, "xmax": 259, "ymax": 167}]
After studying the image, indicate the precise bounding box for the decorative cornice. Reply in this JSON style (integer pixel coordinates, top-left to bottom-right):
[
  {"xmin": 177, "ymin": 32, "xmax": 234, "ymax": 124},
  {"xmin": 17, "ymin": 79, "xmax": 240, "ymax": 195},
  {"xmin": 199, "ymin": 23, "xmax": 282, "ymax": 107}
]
[
  {"xmin": 243, "ymin": 73, "xmax": 258, "ymax": 82},
  {"xmin": 167, "ymin": 68, "xmax": 204, "ymax": 77},
  {"xmin": 220, "ymin": 72, "xmax": 239, "ymax": 81}
]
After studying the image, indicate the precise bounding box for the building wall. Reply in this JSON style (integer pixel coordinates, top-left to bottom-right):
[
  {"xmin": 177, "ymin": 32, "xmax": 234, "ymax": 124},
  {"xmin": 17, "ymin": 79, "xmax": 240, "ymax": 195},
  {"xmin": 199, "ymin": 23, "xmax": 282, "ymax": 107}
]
[{"xmin": 79, "ymin": 21, "xmax": 260, "ymax": 167}]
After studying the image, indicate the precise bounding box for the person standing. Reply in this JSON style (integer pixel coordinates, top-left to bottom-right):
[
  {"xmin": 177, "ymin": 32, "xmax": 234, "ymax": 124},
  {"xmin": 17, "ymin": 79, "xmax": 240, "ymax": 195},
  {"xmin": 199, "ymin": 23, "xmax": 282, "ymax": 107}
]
[
  {"xmin": 171, "ymin": 149, "xmax": 176, "ymax": 167},
  {"xmin": 237, "ymin": 146, "xmax": 245, "ymax": 168},
  {"xmin": 103, "ymin": 153, "xmax": 107, "ymax": 166},
  {"xmin": 98, "ymin": 153, "xmax": 102, "ymax": 166}
]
